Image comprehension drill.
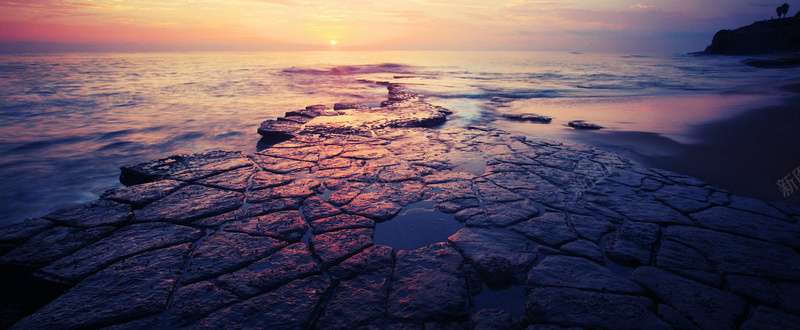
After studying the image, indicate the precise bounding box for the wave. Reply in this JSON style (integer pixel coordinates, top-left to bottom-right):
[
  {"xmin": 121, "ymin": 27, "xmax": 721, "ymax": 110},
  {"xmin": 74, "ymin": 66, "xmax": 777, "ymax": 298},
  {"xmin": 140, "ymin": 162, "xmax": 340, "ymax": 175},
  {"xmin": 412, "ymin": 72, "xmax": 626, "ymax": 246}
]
[{"xmin": 282, "ymin": 63, "xmax": 414, "ymax": 76}]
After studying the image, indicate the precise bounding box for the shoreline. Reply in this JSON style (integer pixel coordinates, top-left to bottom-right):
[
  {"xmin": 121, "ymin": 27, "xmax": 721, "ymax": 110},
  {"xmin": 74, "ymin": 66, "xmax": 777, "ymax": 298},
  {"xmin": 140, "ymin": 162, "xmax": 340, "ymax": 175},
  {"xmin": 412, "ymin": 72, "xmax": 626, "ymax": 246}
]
[
  {"xmin": 491, "ymin": 77, "xmax": 800, "ymax": 207},
  {"xmin": 2, "ymin": 86, "xmax": 800, "ymax": 328},
  {"xmin": 644, "ymin": 81, "xmax": 800, "ymax": 206}
]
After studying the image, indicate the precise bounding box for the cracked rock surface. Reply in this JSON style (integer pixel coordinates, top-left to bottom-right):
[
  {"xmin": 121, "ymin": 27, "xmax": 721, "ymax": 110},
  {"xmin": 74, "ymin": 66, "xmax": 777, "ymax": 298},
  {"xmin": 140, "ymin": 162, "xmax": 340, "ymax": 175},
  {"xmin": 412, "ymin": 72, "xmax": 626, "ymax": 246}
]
[{"xmin": 2, "ymin": 86, "xmax": 800, "ymax": 329}]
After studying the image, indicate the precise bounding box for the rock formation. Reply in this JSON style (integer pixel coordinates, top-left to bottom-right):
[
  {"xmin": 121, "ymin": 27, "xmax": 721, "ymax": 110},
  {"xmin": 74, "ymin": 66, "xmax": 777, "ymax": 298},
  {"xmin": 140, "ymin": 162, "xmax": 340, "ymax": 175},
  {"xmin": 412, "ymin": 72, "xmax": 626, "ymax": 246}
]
[{"xmin": 704, "ymin": 16, "xmax": 800, "ymax": 55}]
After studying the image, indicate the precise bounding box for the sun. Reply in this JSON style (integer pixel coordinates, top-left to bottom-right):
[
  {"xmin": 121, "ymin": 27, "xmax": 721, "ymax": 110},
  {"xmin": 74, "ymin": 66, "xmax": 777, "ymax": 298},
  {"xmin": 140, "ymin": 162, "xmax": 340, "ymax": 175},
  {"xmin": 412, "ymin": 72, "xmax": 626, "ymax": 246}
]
[{"xmin": 330, "ymin": 40, "xmax": 338, "ymax": 46}]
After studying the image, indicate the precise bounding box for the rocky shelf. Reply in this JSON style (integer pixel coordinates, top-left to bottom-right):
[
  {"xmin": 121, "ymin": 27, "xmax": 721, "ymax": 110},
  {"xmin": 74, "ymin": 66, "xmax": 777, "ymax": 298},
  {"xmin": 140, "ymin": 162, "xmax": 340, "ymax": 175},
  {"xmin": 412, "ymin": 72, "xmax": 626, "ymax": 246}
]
[{"xmin": 2, "ymin": 86, "xmax": 800, "ymax": 329}]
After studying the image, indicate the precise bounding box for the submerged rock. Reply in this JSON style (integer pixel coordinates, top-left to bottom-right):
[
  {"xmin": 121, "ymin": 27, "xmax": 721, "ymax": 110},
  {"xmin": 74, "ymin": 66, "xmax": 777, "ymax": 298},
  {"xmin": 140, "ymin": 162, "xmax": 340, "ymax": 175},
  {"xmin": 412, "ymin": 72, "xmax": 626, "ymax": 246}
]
[
  {"xmin": 568, "ymin": 120, "xmax": 603, "ymax": 130},
  {"xmin": 502, "ymin": 113, "xmax": 552, "ymax": 123}
]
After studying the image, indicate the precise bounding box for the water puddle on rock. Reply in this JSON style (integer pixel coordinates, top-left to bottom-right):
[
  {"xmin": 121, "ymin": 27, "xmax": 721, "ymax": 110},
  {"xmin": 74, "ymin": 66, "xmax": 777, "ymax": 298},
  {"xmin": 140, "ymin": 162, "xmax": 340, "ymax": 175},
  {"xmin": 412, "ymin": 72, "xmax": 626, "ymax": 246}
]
[
  {"xmin": 470, "ymin": 283, "xmax": 527, "ymax": 320},
  {"xmin": 448, "ymin": 150, "xmax": 487, "ymax": 176},
  {"xmin": 372, "ymin": 200, "xmax": 463, "ymax": 252}
]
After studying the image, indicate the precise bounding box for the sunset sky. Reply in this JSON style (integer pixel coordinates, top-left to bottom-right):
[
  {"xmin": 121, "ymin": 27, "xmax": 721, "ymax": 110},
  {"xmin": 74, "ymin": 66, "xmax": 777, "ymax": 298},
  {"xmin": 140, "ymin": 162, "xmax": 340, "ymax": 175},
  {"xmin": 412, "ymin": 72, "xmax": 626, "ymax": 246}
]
[{"xmin": 0, "ymin": 0, "xmax": 792, "ymax": 53}]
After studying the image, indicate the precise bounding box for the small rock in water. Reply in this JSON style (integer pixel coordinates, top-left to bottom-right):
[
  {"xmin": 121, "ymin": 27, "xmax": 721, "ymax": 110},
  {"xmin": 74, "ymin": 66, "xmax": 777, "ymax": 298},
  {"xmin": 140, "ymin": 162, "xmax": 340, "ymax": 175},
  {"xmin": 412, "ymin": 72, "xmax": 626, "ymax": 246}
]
[
  {"xmin": 502, "ymin": 113, "xmax": 552, "ymax": 123},
  {"xmin": 568, "ymin": 120, "xmax": 603, "ymax": 130}
]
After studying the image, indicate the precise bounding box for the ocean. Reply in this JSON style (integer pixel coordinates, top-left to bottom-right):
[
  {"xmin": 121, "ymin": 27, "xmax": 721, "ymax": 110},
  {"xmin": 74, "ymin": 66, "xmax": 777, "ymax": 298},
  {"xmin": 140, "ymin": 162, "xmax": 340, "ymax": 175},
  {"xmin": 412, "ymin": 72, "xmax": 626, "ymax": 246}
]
[{"xmin": 2, "ymin": 51, "xmax": 800, "ymax": 226}]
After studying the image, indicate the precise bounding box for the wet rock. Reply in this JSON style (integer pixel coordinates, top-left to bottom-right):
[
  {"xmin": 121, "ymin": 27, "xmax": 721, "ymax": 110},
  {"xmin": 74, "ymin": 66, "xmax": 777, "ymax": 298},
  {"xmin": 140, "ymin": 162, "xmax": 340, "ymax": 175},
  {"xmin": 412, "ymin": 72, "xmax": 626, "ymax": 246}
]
[
  {"xmin": 342, "ymin": 192, "xmax": 402, "ymax": 221},
  {"xmin": 510, "ymin": 213, "xmax": 576, "ymax": 247},
  {"xmin": 183, "ymin": 231, "xmax": 288, "ymax": 284},
  {"xmin": 277, "ymin": 115, "xmax": 312, "ymax": 124},
  {"xmin": 448, "ymin": 227, "xmax": 537, "ymax": 288},
  {"xmin": 600, "ymin": 198, "xmax": 692, "ymax": 225},
  {"xmin": 0, "ymin": 218, "xmax": 54, "ymax": 247},
  {"xmin": 13, "ymin": 244, "xmax": 191, "ymax": 329},
  {"xmin": 502, "ymin": 113, "xmax": 552, "ymax": 123},
  {"xmin": 302, "ymin": 100, "xmax": 447, "ymax": 137},
  {"xmin": 655, "ymin": 193, "xmax": 709, "ymax": 214},
  {"xmin": 120, "ymin": 150, "xmax": 249, "ymax": 186},
  {"xmin": 641, "ymin": 178, "xmax": 664, "ymax": 191},
  {"xmin": 424, "ymin": 172, "xmax": 477, "ymax": 184},
  {"xmin": 567, "ymin": 121, "xmax": 603, "ymax": 130},
  {"xmin": 100, "ymin": 179, "xmax": 186, "ymax": 207},
  {"xmin": 525, "ymin": 287, "xmax": 662, "ymax": 329},
  {"xmin": 327, "ymin": 182, "xmax": 365, "ymax": 206},
  {"xmin": 656, "ymin": 184, "xmax": 711, "ymax": 201},
  {"xmin": 708, "ymin": 191, "xmax": 730, "ymax": 206},
  {"xmin": 225, "ymin": 210, "xmax": 308, "ymax": 242},
  {"xmin": 251, "ymin": 154, "xmax": 315, "ymax": 174},
  {"xmin": 168, "ymin": 281, "xmax": 239, "ymax": 326},
  {"xmin": 726, "ymin": 275, "xmax": 777, "ymax": 305},
  {"xmin": 319, "ymin": 157, "xmax": 364, "ymax": 170},
  {"xmin": 480, "ymin": 199, "xmax": 540, "ymax": 227},
  {"xmin": 301, "ymin": 196, "xmax": 341, "ymax": 221},
  {"xmin": 256, "ymin": 119, "xmax": 301, "ymax": 139},
  {"xmin": 525, "ymin": 255, "xmax": 644, "ymax": 294},
  {"xmin": 286, "ymin": 105, "xmax": 339, "ymax": 118},
  {"xmin": 317, "ymin": 274, "xmax": 391, "ymax": 329},
  {"xmin": 340, "ymin": 145, "xmax": 394, "ymax": 160},
  {"xmin": 259, "ymin": 145, "xmax": 337, "ymax": 163},
  {"xmin": 729, "ymin": 195, "xmax": 790, "ymax": 220},
  {"xmin": 652, "ymin": 169, "xmax": 708, "ymax": 187},
  {"xmin": 656, "ymin": 239, "xmax": 715, "ymax": 272},
  {"xmin": 605, "ymin": 222, "xmax": 660, "ymax": 266},
  {"xmin": 663, "ymin": 226, "xmax": 800, "ymax": 279},
  {"xmin": 388, "ymin": 243, "xmax": 470, "ymax": 322},
  {"xmin": 309, "ymin": 213, "xmax": 375, "ymax": 234},
  {"xmin": 690, "ymin": 206, "xmax": 800, "ymax": 249},
  {"xmin": 334, "ymin": 102, "xmax": 368, "ymax": 110},
  {"xmin": 246, "ymin": 198, "xmax": 302, "ymax": 217},
  {"xmin": 471, "ymin": 309, "xmax": 512, "ymax": 330},
  {"xmin": 193, "ymin": 275, "xmax": 330, "ymax": 329},
  {"xmin": 560, "ymin": 239, "xmax": 603, "ymax": 263},
  {"xmin": 103, "ymin": 315, "xmax": 164, "ymax": 330},
  {"xmin": 777, "ymin": 282, "xmax": 800, "ymax": 314},
  {"xmin": 0, "ymin": 225, "xmax": 114, "ymax": 267},
  {"xmin": 632, "ymin": 266, "xmax": 747, "ymax": 330},
  {"xmin": 657, "ymin": 304, "xmax": 700, "ymax": 330},
  {"xmin": 43, "ymin": 199, "xmax": 132, "ymax": 228},
  {"xmin": 36, "ymin": 222, "xmax": 202, "ymax": 283},
  {"xmin": 245, "ymin": 178, "xmax": 320, "ymax": 202},
  {"xmin": 249, "ymin": 170, "xmax": 295, "ymax": 190},
  {"xmin": 605, "ymin": 168, "xmax": 647, "ymax": 187},
  {"xmin": 135, "ymin": 185, "xmax": 243, "ymax": 224},
  {"xmin": 195, "ymin": 166, "xmax": 255, "ymax": 192},
  {"xmin": 378, "ymin": 164, "xmax": 421, "ymax": 182},
  {"xmin": 310, "ymin": 227, "xmax": 373, "ymax": 267},
  {"xmin": 741, "ymin": 306, "xmax": 800, "ymax": 330},
  {"xmin": 216, "ymin": 243, "xmax": 321, "ymax": 297},
  {"xmin": 475, "ymin": 181, "xmax": 523, "ymax": 203},
  {"xmin": 376, "ymin": 181, "xmax": 428, "ymax": 206},
  {"xmin": 329, "ymin": 245, "xmax": 394, "ymax": 280},
  {"xmin": 569, "ymin": 214, "xmax": 615, "ymax": 243}
]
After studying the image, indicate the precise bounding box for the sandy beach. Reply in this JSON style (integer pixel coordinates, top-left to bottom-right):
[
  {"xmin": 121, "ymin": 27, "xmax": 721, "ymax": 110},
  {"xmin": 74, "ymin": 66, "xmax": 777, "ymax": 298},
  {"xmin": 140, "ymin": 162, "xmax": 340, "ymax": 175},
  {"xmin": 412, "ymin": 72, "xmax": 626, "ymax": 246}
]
[{"xmin": 492, "ymin": 77, "xmax": 800, "ymax": 207}]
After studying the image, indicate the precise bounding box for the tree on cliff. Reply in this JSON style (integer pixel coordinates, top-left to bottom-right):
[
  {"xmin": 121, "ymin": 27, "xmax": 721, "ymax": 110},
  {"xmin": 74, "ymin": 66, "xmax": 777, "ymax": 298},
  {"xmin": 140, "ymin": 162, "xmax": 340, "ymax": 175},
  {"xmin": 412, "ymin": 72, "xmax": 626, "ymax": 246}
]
[
  {"xmin": 777, "ymin": 6, "xmax": 783, "ymax": 18},
  {"xmin": 782, "ymin": 3, "xmax": 790, "ymax": 18}
]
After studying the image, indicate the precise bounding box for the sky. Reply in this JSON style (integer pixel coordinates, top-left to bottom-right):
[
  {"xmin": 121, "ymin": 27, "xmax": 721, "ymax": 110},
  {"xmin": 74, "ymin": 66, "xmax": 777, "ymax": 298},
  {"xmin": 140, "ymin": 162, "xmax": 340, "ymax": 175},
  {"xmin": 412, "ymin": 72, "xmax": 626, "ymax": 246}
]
[{"xmin": 0, "ymin": 0, "xmax": 793, "ymax": 53}]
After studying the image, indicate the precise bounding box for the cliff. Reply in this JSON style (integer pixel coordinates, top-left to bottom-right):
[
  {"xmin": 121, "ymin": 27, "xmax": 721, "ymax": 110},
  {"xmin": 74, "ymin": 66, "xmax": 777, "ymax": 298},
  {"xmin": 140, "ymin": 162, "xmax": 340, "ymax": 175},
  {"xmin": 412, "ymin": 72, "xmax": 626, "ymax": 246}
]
[{"xmin": 704, "ymin": 15, "xmax": 800, "ymax": 55}]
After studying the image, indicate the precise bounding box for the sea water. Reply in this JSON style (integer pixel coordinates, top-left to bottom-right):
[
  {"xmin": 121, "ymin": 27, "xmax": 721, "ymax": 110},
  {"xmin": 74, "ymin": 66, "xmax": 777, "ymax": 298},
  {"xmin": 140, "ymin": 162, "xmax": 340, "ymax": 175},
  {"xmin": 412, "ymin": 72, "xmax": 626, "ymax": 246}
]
[{"xmin": 1, "ymin": 51, "xmax": 799, "ymax": 226}]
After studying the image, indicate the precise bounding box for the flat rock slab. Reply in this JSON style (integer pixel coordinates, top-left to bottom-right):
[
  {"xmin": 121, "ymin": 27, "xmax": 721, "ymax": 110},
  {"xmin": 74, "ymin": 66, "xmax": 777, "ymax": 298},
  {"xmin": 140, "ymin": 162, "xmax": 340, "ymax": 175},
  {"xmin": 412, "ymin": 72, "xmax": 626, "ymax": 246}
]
[
  {"xmin": 13, "ymin": 244, "xmax": 191, "ymax": 329},
  {"xmin": 388, "ymin": 243, "xmax": 470, "ymax": 322},
  {"xmin": 3, "ymin": 88, "xmax": 800, "ymax": 329},
  {"xmin": 135, "ymin": 184, "xmax": 243, "ymax": 224},
  {"xmin": 448, "ymin": 227, "xmax": 537, "ymax": 289}
]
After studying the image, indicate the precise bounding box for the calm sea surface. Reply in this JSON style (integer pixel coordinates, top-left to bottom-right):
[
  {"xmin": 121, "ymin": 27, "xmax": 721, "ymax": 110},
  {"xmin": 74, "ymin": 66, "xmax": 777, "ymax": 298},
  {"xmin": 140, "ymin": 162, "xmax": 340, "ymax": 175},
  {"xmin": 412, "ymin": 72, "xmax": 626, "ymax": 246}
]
[{"xmin": 2, "ymin": 51, "xmax": 799, "ymax": 226}]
